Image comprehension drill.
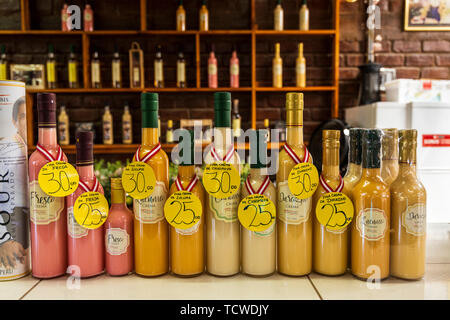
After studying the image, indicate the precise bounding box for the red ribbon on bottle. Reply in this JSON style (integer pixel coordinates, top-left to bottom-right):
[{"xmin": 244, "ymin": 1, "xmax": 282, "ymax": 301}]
[
  {"xmin": 210, "ymin": 145, "xmax": 234, "ymax": 163},
  {"xmin": 134, "ymin": 143, "xmax": 162, "ymax": 163},
  {"xmin": 36, "ymin": 143, "xmax": 63, "ymax": 162},
  {"xmin": 175, "ymin": 175, "xmax": 198, "ymax": 192},
  {"xmin": 283, "ymin": 143, "xmax": 311, "ymax": 164},
  {"xmin": 78, "ymin": 177, "xmax": 100, "ymax": 193},
  {"xmin": 319, "ymin": 174, "xmax": 344, "ymax": 193},
  {"xmin": 245, "ymin": 175, "xmax": 270, "ymax": 195}
]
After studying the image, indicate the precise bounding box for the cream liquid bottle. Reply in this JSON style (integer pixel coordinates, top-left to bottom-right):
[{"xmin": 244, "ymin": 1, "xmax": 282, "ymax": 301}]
[
  {"xmin": 205, "ymin": 92, "xmax": 241, "ymax": 276},
  {"xmin": 272, "ymin": 43, "xmax": 282, "ymax": 88},
  {"xmin": 351, "ymin": 129, "xmax": 390, "ymax": 280},
  {"xmin": 296, "ymin": 43, "xmax": 306, "ymax": 87},
  {"xmin": 390, "ymin": 130, "xmax": 426, "ymax": 280},
  {"xmin": 154, "ymin": 45, "xmax": 164, "ymax": 88},
  {"xmin": 241, "ymin": 130, "xmax": 276, "ymax": 277},
  {"xmin": 313, "ymin": 130, "xmax": 348, "ymax": 276},
  {"xmin": 299, "ymin": 0, "xmax": 309, "ymax": 30},
  {"xmin": 274, "ymin": 0, "xmax": 284, "ymax": 31},
  {"xmin": 381, "ymin": 128, "xmax": 399, "ymax": 185},
  {"xmin": 102, "ymin": 105, "xmax": 113, "ymax": 145},
  {"xmin": 91, "ymin": 51, "xmax": 101, "ymax": 88},
  {"xmin": 122, "ymin": 104, "xmax": 132, "ymax": 144},
  {"xmin": 277, "ymin": 92, "xmax": 313, "ymax": 276},
  {"xmin": 58, "ymin": 106, "xmax": 69, "ymax": 146}
]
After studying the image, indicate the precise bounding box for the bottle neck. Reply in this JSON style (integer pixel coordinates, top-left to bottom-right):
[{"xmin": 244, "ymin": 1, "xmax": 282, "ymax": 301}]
[
  {"xmin": 362, "ymin": 167, "xmax": 382, "ymax": 179},
  {"xmin": 322, "ymin": 142, "xmax": 340, "ymax": 177},
  {"xmin": 111, "ymin": 187, "xmax": 125, "ymax": 205},
  {"xmin": 346, "ymin": 162, "xmax": 362, "ymax": 178},
  {"xmin": 214, "ymin": 127, "xmax": 233, "ymax": 150},
  {"xmin": 249, "ymin": 168, "xmax": 264, "ymax": 178},
  {"xmin": 178, "ymin": 165, "xmax": 195, "ymax": 179},
  {"xmin": 77, "ymin": 164, "xmax": 95, "ymax": 182},
  {"xmin": 398, "ymin": 162, "xmax": 417, "ymax": 178},
  {"xmin": 142, "ymin": 127, "xmax": 159, "ymax": 146},
  {"xmin": 286, "ymin": 126, "xmax": 304, "ymax": 147},
  {"xmin": 38, "ymin": 127, "xmax": 58, "ymax": 146}
]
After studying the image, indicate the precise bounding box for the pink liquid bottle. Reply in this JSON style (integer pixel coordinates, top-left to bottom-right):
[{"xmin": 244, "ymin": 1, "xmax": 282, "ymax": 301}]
[
  {"xmin": 67, "ymin": 131, "xmax": 105, "ymax": 278},
  {"xmin": 208, "ymin": 44, "xmax": 218, "ymax": 88},
  {"xmin": 105, "ymin": 178, "xmax": 133, "ymax": 276},
  {"xmin": 229, "ymin": 46, "xmax": 239, "ymax": 88},
  {"xmin": 84, "ymin": 4, "xmax": 94, "ymax": 32},
  {"xmin": 29, "ymin": 93, "xmax": 68, "ymax": 278},
  {"xmin": 61, "ymin": 4, "xmax": 69, "ymax": 31}
]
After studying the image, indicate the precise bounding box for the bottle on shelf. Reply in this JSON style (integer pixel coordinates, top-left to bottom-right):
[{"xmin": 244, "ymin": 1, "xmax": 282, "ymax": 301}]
[
  {"xmin": 61, "ymin": 3, "xmax": 70, "ymax": 31},
  {"xmin": 58, "ymin": 105, "xmax": 70, "ymax": 146},
  {"xmin": 84, "ymin": 4, "xmax": 94, "ymax": 31},
  {"xmin": 299, "ymin": 0, "xmax": 310, "ymax": 31},
  {"xmin": 46, "ymin": 44, "xmax": 57, "ymax": 89},
  {"xmin": 105, "ymin": 177, "xmax": 134, "ymax": 276},
  {"xmin": 351, "ymin": 129, "xmax": 390, "ymax": 281},
  {"xmin": 0, "ymin": 45, "xmax": 7, "ymax": 81},
  {"xmin": 277, "ymin": 92, "xmax": 313, "ymax": 276},
  {"xmin": 199, "ymin": 0, "xmax": 209, "ymax": 31},
  {"xmin": 230, "ymin": 46, "xmax": 239, "ymax": 88},
  {"xmin": 91, "ymin": 51, "xmax": 101, "ymax": 88},
  {"xmin": 68, "ymin": 45, "xmax": 78, "ymax": 89},
  {"xmin": 241, "ymin": 129, "xmax": 276, "ymax": 276},
  {"xmin": 381, "ymin": 128, "xmax": 399, "ymax": 185},
  {"xmin": 390, "ymin": 129, "xmax": 426, "ymax": 280},
  {"xmin": 166, "ymin": 120, "xmax": 174, "ymax": 143},
  {"xmin": 169, "ymin": 129, "xmax": 205, "ymax": 277},
  {"xmin": 313, "ymin": 130, "xmax": 348, "ymax": 276},
  {"xmin": 176, "ymin": 0, "xmax": 186, "ymax": 31},
  {"xmin": 208, "ymin": 44, "xmax": 218, "ymax": 88},
  {"xmin": 112, "ymin": 46, "xmax": 122, "ymax": 89},
  {"xmin": 133, "ymin": 93, "xmax": 169, "ymax": 277},
  {"xmin": 122, "ymin": 103, "xmax": 132, "ymax": 144},
  {"xmin": 343, "ymin": 128, "xmax": 363, "ymax": 196},
  {"xmin": 177, "ymin": 50, "xmax": 186, "ymax": 88},
  {"xmin": 296, "ymin": 43, "xmax": 306, "ymax": 87},
  {"xmin": 129, "ymin": 42, "xmax": 144, "ymax": 89},
  {"xmin": 205, "ymin": 92, "xmax": 241, "ymax": 276},
  {"xmin": 29, "ymin": 93, "xmax": 68, "ymax": 278},
  {"xmin": 272, "ymin": 43, "xmax": 282, "ymax": 88},
  {"xmin": 67, "ymin": 130, "xmax": 105, "ymax": 278},
  {"xmin": 264, "ymin": 118, "xmax": 270, "ymax": 142},
  {"xmin": 154, "ymin": 45, "xmax": 164, "ymax": 88},
  {"xmin": 232, "ymin": 99, "xmax": 241, "ymax": 140},
  {"xmin": 274, "ymin": 0, "xmax": 284, "ymax": 31},
  {"xmin": 103, "ymin": 105, "xmax": 113, "ymax": 145}
]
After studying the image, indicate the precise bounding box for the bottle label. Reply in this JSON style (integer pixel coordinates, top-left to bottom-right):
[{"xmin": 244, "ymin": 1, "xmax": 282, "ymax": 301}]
[
  {"xmin": 134, "ymin": 181, "xmax": 167, "ymax": 224},
  {"xmin": 230, "ymin": 63, "xmax": 239, "ymax": 76},
  {"xmin": 177, "ymin": 61, "xmax": 186, "ymax": 83},
  {"xmin": 123, "ymin": 120, "xmax": 131, "ymax": 142},
  {"xmin": 46, "ymin": 62, "xmax": 56, "ymax": 83},
  {"xmin": 68, "ymin": 62, "xmax": 77, "ymax": 83},
  {"xmin": 67, "ymin": 205, "xmax": 89, "ymax": 238},
  {"xmin": 277, "ymin": 181, "xmax": 311, "ymax": 225},
  {"xmin": 209, "ymin": 192, "xmax": 240, "ymax": 223},
  {"xmin": 105, "ymin": 227, "xmax": 130, "ymax": 255},
  {"xmin": 112, "ymin": 61, "xmax": 121, "ymax": 84},
  {"xmin": 356, "ymin": 208, "xmax": 387, "ymax": 241},
  {"xmin": 273, "ymin": 63, "xmax": 282, "ymax": 76},
  {"xmin": 208, "ymin": 63, "xmax": 217, "ymax": 76},
  {"xmin": 232, "ymin": 118, "xmax": 241, "ymax": 137},
  {"xmin": 59, "ymin": 122, "xmax": 67, "ymax": 143},
  {"xmin": 154, "ymin": 61, "xmax": 163, "ymax": 82},
  {"xmin": 103, "ymin": 120, "xmax": 112, "ymax": 141},
  {"xmin": 92, "ymin": 63, "xmax": 100, "ymax": 83},
  {"xmin": 402, "ymin": 203, "xmax": 426, "ymax": 236},
  {"xmin": 30, "ymin": 180, "xmax": 64, "ymax": 225},
  {"xmin": 0, "ymin": 63, "xmax": 7, "ymax": 80},
  {"xmin": 296, "ymin": 63, "xmax": 305, "ymax": 75}
]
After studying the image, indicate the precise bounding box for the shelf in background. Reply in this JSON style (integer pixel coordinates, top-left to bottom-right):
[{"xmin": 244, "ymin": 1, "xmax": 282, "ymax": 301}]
[
  {"xmin": 255, "ymin": 29, "xmax": 336, "ymax": 35},
  {"xmin": 256, "ymin": 86, "xmax": 336, "ymax": 92}
]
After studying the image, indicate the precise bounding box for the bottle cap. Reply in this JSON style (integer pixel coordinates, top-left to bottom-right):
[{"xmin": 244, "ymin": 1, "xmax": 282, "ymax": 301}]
[
  {"xmin": 323, "ymin": 129, "xmax": 340, "ymax": 140},
  {"xmin": 167, "ymin": 120, "xmax": 173, "ymax": 128},
  {"xmin": 214, "ymin": 92, "xmax": 231, "ymax": 127},
  {"xmin": 76, "ymin": 130, "xmax": 94, "ymax": 166},
  {"xmin": 349, "ymin": 128, "xmax": 364, "ymax": 165},
  {"xmin": 37, "ymin": 93, "xmax": 57, "ymax": 128},
  {"xmin": 141, "ymin": 93, "xmax": 159, "ymax": 128},
  {"xmin": 362, "ymin": 129, "xmax": 382, "ymax": 169},
  {"xmin": 250, "ymin": 129, "xmax": 268, "ymax": 169},
  {"xmin": 179, "ymin": 129, "xmax": 195, "ymax": 166},
  {"xmin": 286, "ymin": 92, "xmax": 304, "ymax": 126}
]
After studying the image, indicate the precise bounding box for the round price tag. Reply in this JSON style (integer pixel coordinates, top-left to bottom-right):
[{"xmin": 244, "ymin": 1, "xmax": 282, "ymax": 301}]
[
  {"xmin": 287, "ymin": 163, "xmax": 319, "ymax": 200},
  {"xmin": 315, "ymin": 192, "xmax": 354, "ymax": 231},
  {"xmin": 164, "ymin": 191, "xmax": 202, "ymax": 230},
  {"xmin": 121, "ymin": 162, "xmax": 156, "ymax": 199},
  {"xmin": 202, "ymin": 162, "xmax": 240, "ymax": 199},
  {"xmin": 73, "ymin": 191, "xmax": 109, "ymax": 230},
  {"xmin": 38, "ymin": 161, "xmax": 79, "ymax": 197},
  {"xmin": 238, "ymin": 194, "xmax": 276, "ymax": 232}
]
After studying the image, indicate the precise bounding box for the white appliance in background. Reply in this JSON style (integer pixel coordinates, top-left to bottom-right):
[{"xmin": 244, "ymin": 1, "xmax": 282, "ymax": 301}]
[{"xmin": 345, "ymin": 101, "xmax": 450, "ymax": 223}]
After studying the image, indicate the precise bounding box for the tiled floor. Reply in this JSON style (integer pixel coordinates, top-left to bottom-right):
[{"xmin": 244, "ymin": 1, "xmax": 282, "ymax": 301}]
[{"xmin": 2, "ymin": 223, "xmax": 449, "ymax": 300}]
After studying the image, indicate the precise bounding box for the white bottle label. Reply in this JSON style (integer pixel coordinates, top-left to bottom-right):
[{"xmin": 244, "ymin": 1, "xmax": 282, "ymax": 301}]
[
  {"xmin": 296, "ymin": 63, "xmax": 305, "ymax": 75},
  {"xmin": 177, "ymin": 61, "xmax": 186, "ymax": 83},
  {"xmin": 30, "ymin": 181, "xmax": 64, "ymax": 225},
  {"xmin": 277, "ymin": 181, "xmax": 311, "ymax": 225},
  {"xmin": 154, "ymin": 61, "xmax": 163, "ymax": 82},
  {"xmin": 133, "ymin": 67, "xmax": 140, "ymax": 83},
  {"xmin": 402, "ymin": 203, "xmax": 426, "ymax": 236},
  {"xmin": 112, "ymin": 61, "xmax": 121, "ymax": 84},
  {"xmin": 209, "ymin": 192, "xmax": 240, "ymax": 223},
  {"xmin": 92, "ymin": 62, "xmax": 100, "ymax": 83},
  {"xmin": 208, "ymin": 63, "xmax": 217, "ymax": 76},
  {"xmin": 273, "ymin": 63, "xmax": 282, "ymax": 76},
  {"xmin": 134, "ymin": 181, "xmax": 167, "ymax": 224},
  {"xmin": 105, "ymin": 227, "xmax": 130, "ymax": 255},
  {"xmin": 230, "ymin": 63, "xmax": 239, "ymax": 76},
  {"xmin": 67, "ymin": 205, "xmax": 89, "ymax": 238},
  {"xmin": 356, "ymin": 208, "xmax": 387, "ymax": 241}
]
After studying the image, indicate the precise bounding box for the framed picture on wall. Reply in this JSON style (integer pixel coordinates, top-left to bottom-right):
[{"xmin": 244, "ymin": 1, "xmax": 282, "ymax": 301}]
[{"xmin": 405, "ymin": 0, "xmax": 450, "ymax": 31}]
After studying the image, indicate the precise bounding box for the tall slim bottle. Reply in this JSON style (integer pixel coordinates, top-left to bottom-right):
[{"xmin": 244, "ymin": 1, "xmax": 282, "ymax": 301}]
[
  {"xmin": 241, "ymin": 130, "xmax": 276, "ymax": 277},
  {"xmin": 381, "ymin": 128, "xmax": 399, "ymax": 185},
  {"xmin": 277, "ymin": 92, "xmax": 312, "ymax": 276},
  {"xmin": 272, "ymin": 43, "xmax": 282, "ymax": 88},
  {"xmin": 177, "ymin": 50, "xmax": 186, "ymax": 88},
  {"xmin": 84, "ymin": 4, "xmax": 94, "ymax": 31},
  {"xmin": 230, "ymin": 47, "xmax": 239, "ymax": 88},
  {"xmin": 91, "ymin": 51, "xmax": 101, "ymax": 88},
  {"xmin": 133, "ymin": 93, "xmax": 169, "ymax": 277},
  {"xmin": 58, "ymin": 105, "xmax": 69, "ymax": 146},
  {"xmin": 205, "ymin": 92, "xmax": 241, "ymax": 276},
  {"xmin": 67, "ymin": 131, "xmax": 105, "ymax": 278},
  {"xmin": 208, "ymin": 45, "xmax": 218, "ymax": 88},
  {"xmin": 351, "ymin": 129, "xmax": 390, "ymax": 280},
  {"xmin": 166, "ymin": 120, "xmax": 174, "ymax": 143},
  {"xmin": 0, "ymin": 45, "xmax": 8, "ymax": 80},
  {"xmin": 232, "ymin": 99, "xmax": 241, "ymax": 140},
  {"xmin": 313, "ymin": 130, "xmax": 348, "ymax": 275},
  {"xmin": 199, "ymin": 0, "xmax": 209, "ymax": 31},
  {"xmin": 103, "ymin": 105, "xmax": 113, "ymax": 145},
  {"xmin": 154, "ymin": 45, "xmax": 164, "ymax": 88},
  {"xmin": 176, "ymin": 0, "xmax": 186, "ymax": 31},
  {"xmin": 105, "ymin": 178, "xmax": 133, "ymax": 276},
  {"xmin": 296, "ymin": 43, "xmax": 306, "ymax": 87},
  {"xmin": 68, "ymin": 45, "xmax": 78, "ymax": 89},
  {"xmin": 46, "ymin": 45, "xmax": 57, "ymax": 89},
  {"xmin": 274, "ymin": 0, "xmax": 284, "ymax": 31},
  {"xmin": 299, "ymin": 0, "xmax": 309, "ymax": 30},
  {"xmin": 122, "ymin": 104, "xmax": 132, "ymax": 144},
  {"xmin": 390, "ymin": 130, "xmax": 426, "ymax": 280},
  {"xmin": 29, "ymin": 93, "xmax": 67, "ymax": 278},
  {"xmin": 169, "ymin": 130, "xmax": 204, "ymax": 276},
  {"xmin": 112, "ymin": 48, "xmax": 122, "ymax": 89}
]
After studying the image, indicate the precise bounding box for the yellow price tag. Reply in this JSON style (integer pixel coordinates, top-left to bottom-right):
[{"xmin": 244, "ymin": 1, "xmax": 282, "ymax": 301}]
[
  {"xmin": 315, "ymin": 192, "xmax": 354, "ymax": 231},
  {"xmin": 164, "ymin": 191, "xmax": 202, "ymax": 230},
  {"xmin": 73, "ymin": 191, "xmax": 109, "ymax": 230},
  {"xmin": 121, "ymin": 162, "xmax": 156, "ymax": 200},
  {"xmin": 202, "ymin": 162, "xmax": 240, "ymax": 199},
  {"xmin": 38, "ymin": 161, "xmax": 79, "ymax": 197},
  {"xmin": 238, "ymin": 194, "xmax": 276, "ymax": 232},
  {"xmin": 287, "ymin": 162, "xmax": 319, "ymax": 200}
]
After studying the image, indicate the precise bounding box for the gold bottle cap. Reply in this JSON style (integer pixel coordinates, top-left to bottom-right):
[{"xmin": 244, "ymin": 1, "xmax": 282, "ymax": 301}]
[
  {"xmin": 286, "ymin": 92, "xmax": 304, "ymax": 126},
  {"xmin": 111, "ymin": 177, "xmax": 123, "ymax": 190},
  {"xmin": 399, "ymin": 129, "xmax": 417, "ymax": 163},
  {"xmin": 167, "ymin": 119, "xmax": 173, "ymax": 128},
  {"xmin": 264, "ymin": 118, "xmax": 269, "ymax": 127},
  {"xmin": 382, "ymin": 128, "xmax": 398, "ymax": 160},
  {"xmin": 323, "ymin": 129, "xmax": 340, "ymax": 140}
]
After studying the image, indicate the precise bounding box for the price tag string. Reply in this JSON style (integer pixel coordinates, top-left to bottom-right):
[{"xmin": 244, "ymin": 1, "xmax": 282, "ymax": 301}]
[
  {"xmin": 245, "ymin": 175, "xmax": 270, "ymax": 195},
  {"xmin": 175, "ymin": 175, "xmax": 199, "ymax": 192},
  {"xmin": 211, "ymin": 145, "xmax": 235, "ymax": 163},
  {"xmin": 36, "ymin": 143, "xmax": 63, "ymax": 162},
  {"xmin": 78, "ymin": 177, "xmax": 100, "ymax": 193},
  {"xmin": 134, "ymin": 143, "xmax": 162, "ymax": 163},
  {"xmin": 283, "ymin": 143, "xmax": 310, "ymax": 164},
  {"xmin": 319, "ymin": 174, "xmax": 344, "ymax": 193}
]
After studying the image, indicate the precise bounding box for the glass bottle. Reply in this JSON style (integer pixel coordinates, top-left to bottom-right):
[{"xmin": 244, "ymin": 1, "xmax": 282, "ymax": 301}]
[
  {"xmin": 299, "ymin": 0, "xmax": 309, "ymax": 31},
  {"xmin": 208, "ymin": 44, "xmax": 218, "ymax": 88},
  {"xmin": 58, "ymin": 105, "xmax": 69, "ymax": 146},
  {"xmin": 230, "ymin": 47, "xmax": 239, "ymax": 88},
  {"xmin": 177, "ymin": 50, "xmax": 186, "ymax": 88},
  {"xmin": 381, "ymin": 128, "xmax": 399, "ymax": 185},
  {"xmin": 61, "ymin": 3, "xmax": 69, "ymax": 31},
  {"xmin": 84, "ymin": 4, "xmax": 94, "ymax": 31},
  {"xmin": 351, "ymin": 129, "xmax": 390, "ymax": 280},
  {"xmin": 199, "ymin": 0, "xmax": 209, "ymax": 31},
  {"xmin": 264, "ymin": 118, "xmax": 270, "ymax": 142},
  {"xmin": 154, "ymin": 45, "xmax": 164, "ymax": 88},
  {"xmin": 232, "ymin": 99, "xmax": 241, "ymax": 140},
  {"xmin": 176, "ymin": 0, "xmax": 186, "ymax": 31},
  {"xmin": 68, "ymin": 45, "xmax": 78, "ymax": 89},
  {"xmin": 103, "ymin": 105, "xmax": 113, "ymax": 145},
  {"xmin": 274, "ymin": 0, "xmax": 284, "ymax": 31},
  {"xmin": 112, "ymin": 48, "xmax": 122, "ymax": 89},
  {"xmin": 166, "ymin": 120, "xmax": 174, "ymax": 143},
  {"xmin": 91, "ymin": 51, "xmax": 101, "ymax": 88},
  {"xmin": 296, "ymin": 43, "xmax": 306, "ymax": 87},
  {"xmin": 390, "ymin": 129, "xmax": 426, "ymax": 280},
  {"xmin": 122, "ymin": 104, "xmax": 132, "ymax": 144},
  {"xmin": 0, "ymin": 45, "xmax": 8, "ymax": 81},
  {"xmin": 46, "ymin": 44, "xmax": 57, "ymax": 89},
  {"xmin": 272, "ymin": 43, "xmax": 282, "ymax": 88}
]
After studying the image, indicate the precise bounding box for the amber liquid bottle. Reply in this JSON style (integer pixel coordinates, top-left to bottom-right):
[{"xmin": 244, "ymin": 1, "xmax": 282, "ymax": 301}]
[
  {"xmin": 313, "ymin": 130, "xmax": 348, "ymax": 276},
  {"xmin": 381, "ymin": 128, "xmax": 399, "ymax": 185},
  {"xmin": 390, "ymin": 129, "xmax": 426, "ymax": 280},
  {"xmin": 351, "ymin": 129, "xmax": 390, "ymax": 280}
]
